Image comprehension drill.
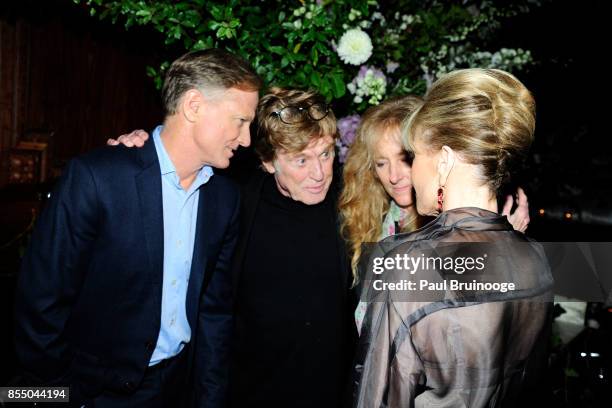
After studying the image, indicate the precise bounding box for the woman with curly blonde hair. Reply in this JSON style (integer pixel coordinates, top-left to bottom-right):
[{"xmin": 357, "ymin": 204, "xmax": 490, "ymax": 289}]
[
  {"xmin": 339, "ymin": 95, "xmax": 424, "ymax": 334},
  {"xmin": 339, "ymin": 96, "xmax": 423, "ymax": 272}
]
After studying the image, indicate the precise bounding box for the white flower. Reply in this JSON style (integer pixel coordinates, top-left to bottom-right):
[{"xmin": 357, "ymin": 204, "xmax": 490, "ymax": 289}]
[{"xmin": 336, "ymin": 29, "xmax": 373, "ymax": 65}]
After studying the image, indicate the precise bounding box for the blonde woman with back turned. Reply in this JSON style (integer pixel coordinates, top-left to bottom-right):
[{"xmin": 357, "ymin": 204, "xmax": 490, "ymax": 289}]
[{"xmin": 353, "ymin": 69, "xmax": 553, "ymax": 407}]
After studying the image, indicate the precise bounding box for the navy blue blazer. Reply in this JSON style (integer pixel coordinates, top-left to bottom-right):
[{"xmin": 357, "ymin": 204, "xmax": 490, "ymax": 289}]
[{"xmin": 14, "ymin": 139, "xmax": 239, "ymax": 407}]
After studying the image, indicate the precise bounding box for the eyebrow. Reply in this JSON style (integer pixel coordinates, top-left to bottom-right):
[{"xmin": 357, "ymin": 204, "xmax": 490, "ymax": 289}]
[
  {"xmin": 319, "ymin": 143, "xmax": 334, "ymax": 152},
  {"xmin": 289, "ymin": 142, "xmax": 335, "ymax": 158},
  {"xmin": 311, "ymin": 145, "xmax": 334, "ymax": 156}
]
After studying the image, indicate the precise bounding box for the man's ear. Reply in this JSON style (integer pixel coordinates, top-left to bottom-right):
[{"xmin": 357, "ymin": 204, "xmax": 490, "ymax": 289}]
[
  {"xmin": 180, "ymin": 89, "xmax": 204, "ymax": 123},
  {"xmin": 437, "ymin": 145, "xmax": 455, "ymax": 186},
  {"xmin": 262, "ymin": 160, "xmax": 276, "ymax": 174}
]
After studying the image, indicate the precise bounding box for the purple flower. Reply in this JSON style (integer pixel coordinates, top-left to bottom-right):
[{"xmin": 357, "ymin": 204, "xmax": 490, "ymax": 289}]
[
  {"xmin": 337, "ymin": 114, "xmax": 361, "ymax": 146},
  {"xmin": 357, "ymin": 65, "xmax": 386, "ymax": 81},
  {"xmin": 335, "ymin": 141, "xmax": 350, "ymax": 164},
  {"xmin": 336, "ymin": 114, "xmax": 361, "ymax": 163}
]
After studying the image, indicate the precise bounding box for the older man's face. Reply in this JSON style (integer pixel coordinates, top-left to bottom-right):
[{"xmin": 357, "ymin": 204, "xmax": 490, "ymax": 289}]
[{"xmin": 263, "ymin": 135, "xmax": 335, "ymax": 205}]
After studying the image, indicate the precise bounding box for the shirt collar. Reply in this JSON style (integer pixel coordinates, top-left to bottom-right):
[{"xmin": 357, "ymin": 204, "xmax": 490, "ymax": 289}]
[{"xmin": 152, "ymin": 125, "xmax": 214, "ymax": 191}]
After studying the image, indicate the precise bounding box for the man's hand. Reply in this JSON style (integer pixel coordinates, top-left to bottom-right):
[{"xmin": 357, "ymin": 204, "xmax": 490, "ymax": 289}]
[
  {"xmin": 107, "ymin": 129, "xmax": 149, "ymax": 147},
  {"xmin": 502, "ymin": 187, "xmax": 530, "ymax": 233}
]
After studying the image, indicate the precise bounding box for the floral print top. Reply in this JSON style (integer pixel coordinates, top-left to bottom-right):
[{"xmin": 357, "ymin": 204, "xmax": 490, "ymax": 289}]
[{"xmin": 354, "ymin": 200, "xmax": 411, "ymax": 334}]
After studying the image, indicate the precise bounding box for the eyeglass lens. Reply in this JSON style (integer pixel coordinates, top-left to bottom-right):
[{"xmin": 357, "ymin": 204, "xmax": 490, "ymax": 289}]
[{"xmin": 278, "ymin": 104, "xmax": 328, "ymax": 123}]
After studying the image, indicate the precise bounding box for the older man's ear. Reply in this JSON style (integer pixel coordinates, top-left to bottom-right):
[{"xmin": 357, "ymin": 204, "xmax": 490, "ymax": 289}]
[
  {"xmin": 262, "ymin": 161, "xmax": 276, "ymax": 174},
  {"xmin": 107, "ymin": 129, "xmax": 150, "ymax": 147}
]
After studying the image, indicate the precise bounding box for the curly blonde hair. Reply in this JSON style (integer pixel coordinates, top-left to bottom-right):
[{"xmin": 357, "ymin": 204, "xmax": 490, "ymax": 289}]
[{"xmin": 339, "ymin": 95, "xmax": 424, "ymax": 283}]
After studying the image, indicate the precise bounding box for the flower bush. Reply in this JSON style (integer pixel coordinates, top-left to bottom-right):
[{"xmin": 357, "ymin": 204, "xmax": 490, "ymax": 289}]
[{"xmin": 76, "ymin": 0, "xmax": 543, "ymax": 160}]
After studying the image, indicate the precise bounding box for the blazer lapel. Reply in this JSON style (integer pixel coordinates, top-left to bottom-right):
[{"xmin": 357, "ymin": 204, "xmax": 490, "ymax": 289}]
[
  {"xmin": 186, "ymin": 182, "xmax": 217, "ymax": 328},
  {"xmin": 135, "ymin": 142, "xmax": 164, "ymax": 322}
]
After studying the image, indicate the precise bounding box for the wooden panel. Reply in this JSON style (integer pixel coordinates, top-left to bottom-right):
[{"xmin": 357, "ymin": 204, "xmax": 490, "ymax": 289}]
[
  {"xmin": 0, "ymin": 18, "xmax": 20, "ymax": 186},
  {"xmin": 0, "ymin": 2, "xmax": 163, "ymax": 186}
]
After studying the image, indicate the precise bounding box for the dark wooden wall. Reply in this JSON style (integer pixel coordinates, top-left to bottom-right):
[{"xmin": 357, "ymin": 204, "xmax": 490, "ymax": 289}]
[{"xmin": 0, "ymin": 1, "xmax": 164, "ymax": 186}]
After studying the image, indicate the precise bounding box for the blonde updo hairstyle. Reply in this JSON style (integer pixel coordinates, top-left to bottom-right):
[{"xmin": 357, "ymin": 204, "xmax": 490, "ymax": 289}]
[{"xmin": 404, "ymin": 68, "xmax": 536, "ymax": 192}]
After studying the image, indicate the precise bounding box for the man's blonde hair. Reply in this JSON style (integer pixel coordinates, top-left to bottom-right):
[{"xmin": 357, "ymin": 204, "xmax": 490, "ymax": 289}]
[
  {"xmin": 255, "ymin": 87, "xmax": 337, "ymax": 163},
  {"xmin": 162, "ymin": 49, "xmax": 262, "ymax": 115}
]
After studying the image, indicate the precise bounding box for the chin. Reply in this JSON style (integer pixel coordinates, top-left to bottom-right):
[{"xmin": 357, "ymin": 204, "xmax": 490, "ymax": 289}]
[
  {"xmin": 299, "ymin": 193, "xmax": 327, "ymax": 205},
  {"xmin": 297, "ymin": 184, "xmax": 331, "ymax": 205},
  {"xmin": 393, "ymin": 195, "xmax": 414, "ymax": 208},
  {"xmin": 212, "ymin": 158, "xmax": 231, "ymax": 169},
  {"xmin": 416, "ymin": 203, "xmax": 436, "ymax": 216}
]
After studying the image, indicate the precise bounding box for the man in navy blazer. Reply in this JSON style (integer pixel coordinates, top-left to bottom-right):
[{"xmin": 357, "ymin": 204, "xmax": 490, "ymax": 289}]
[{"xmin": 14, "ymin": 49, "xmax": 261, "ymax": 407}]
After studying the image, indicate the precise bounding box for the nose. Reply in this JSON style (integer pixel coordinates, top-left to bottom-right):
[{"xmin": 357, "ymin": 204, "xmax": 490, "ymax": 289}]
[
  {"xmin": 309, "ymin": 159, "xmax": 324, "ymax": 182},
  {"xmin": 238, "ymin": 127, "xmax": 251, "ymax": 147},
  {"xmin": 389, "ymin": 163, "xmax": 401, "ymax": 185}
]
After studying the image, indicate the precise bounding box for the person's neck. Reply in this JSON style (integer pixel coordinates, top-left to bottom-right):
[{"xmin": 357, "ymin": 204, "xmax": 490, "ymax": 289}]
[
  {"xmin": 442, "ymin": 169, "xmax": 498, "ymax": 213},
  {"xmin": 159, "ymin": 117, "xmax": 203, "ymax": 190}
]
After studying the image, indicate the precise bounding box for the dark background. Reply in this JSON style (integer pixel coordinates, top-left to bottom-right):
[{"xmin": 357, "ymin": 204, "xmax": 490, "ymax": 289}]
[{"xmin": 0, "ymin": 0, "xmax": 610, "ymax": 405}]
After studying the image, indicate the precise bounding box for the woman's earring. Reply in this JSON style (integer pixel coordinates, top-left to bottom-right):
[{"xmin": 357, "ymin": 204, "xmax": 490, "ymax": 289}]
[{"xmin": 437, "ymin": 187, "xmax": 444, "ymax": 212}]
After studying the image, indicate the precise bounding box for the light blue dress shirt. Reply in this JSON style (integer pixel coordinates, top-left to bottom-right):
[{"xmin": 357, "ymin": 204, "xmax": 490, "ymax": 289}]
[{"xmin": 149, "ymin": 125, "xmax": 214, "ymax": 365}]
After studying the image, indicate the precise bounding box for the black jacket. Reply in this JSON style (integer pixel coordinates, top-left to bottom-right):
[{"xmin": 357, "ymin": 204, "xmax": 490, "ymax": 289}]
[{"xmin": 228, "ymin": 170, "xmax": 357, "ymax": 407}]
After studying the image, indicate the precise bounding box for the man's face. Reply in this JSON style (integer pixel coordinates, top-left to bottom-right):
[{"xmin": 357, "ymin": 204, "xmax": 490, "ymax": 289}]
[
  {"xmin": 263, "ymin": 135, "xmax": 335, "ymax": 205},
  {"xmin": 194, "ymin": 87, "xmax": 259, "ymax": 169}
]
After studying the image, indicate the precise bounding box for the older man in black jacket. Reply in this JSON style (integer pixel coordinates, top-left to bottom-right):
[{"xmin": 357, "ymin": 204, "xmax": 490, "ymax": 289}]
[{"xmin": 226, "ymin": 88, "xmax": 356, "ymax": 408}]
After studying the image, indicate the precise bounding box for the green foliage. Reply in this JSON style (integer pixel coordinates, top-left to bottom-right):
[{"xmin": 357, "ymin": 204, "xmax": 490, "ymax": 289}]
[{"xmin": 74, "ymin": 0, "xmax": 542, "ymax": 115}]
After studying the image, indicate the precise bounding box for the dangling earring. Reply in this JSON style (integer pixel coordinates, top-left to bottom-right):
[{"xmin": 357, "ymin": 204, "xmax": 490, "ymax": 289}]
[{"xmin": 437, "ymin": 187, "xmax": 444, "ymax": 212}]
